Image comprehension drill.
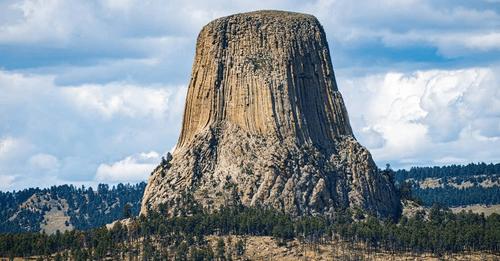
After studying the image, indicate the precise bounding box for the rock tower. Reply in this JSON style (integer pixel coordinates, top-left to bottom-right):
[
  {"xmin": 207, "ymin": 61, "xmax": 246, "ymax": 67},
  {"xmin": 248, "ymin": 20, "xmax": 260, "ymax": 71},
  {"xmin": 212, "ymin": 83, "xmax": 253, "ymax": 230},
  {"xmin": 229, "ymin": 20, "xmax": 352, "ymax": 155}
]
[{"xmin": 141, "ymin": 10, "xmax": 400, "ymax": 219}]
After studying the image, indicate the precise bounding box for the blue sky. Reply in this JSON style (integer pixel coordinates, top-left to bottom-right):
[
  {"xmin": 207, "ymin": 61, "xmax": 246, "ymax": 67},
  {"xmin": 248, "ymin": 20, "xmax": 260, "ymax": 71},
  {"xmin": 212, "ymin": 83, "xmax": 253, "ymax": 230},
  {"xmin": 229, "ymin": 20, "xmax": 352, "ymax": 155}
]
[{"xmin": 1, "ymin": 0, "xmax": 499, "ymax": 190}]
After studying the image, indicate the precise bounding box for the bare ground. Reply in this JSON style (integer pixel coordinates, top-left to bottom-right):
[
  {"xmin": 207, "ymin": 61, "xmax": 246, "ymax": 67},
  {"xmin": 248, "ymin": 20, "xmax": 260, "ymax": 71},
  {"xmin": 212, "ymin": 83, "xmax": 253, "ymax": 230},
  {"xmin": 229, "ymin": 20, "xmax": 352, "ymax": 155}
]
[{"xmin": 207, "ymin": 235, "xmax": 499, "ymax": 261}]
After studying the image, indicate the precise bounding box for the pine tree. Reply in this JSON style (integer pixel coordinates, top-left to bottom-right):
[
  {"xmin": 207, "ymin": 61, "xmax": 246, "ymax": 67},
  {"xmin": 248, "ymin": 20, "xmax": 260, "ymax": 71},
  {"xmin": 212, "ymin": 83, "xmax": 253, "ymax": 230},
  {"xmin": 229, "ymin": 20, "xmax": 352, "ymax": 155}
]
[
  {"xmin": 123, "ymin": 203, "xmax": 132, "ymax": 219},
  {"xmin": 216, "ymin": 238, "xmax": 225, "ymax": 260},
  {"xmin": 235, "ymin": 239, "xmax": 245, "ymax": 256}
]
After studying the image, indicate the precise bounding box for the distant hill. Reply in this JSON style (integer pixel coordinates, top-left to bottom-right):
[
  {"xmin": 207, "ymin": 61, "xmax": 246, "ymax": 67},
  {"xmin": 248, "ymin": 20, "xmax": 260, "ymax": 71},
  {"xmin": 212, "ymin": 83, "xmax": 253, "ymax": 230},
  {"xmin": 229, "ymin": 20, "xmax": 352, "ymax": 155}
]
[
  {"xmin": 0, "ymin": 182, "xmax": 146, "ymax": 233},
  {"xmin": 395, "ymin": 162, "xmax": 500, "ymax": 208}
]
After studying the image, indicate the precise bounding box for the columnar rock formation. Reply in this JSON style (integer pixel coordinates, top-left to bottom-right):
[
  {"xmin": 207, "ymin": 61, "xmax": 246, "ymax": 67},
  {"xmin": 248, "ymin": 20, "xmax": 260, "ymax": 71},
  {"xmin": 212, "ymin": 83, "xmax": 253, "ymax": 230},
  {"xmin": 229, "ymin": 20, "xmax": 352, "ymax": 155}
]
[{"xmin": 141, "ymin": 10, "xmax": 400, "ymax": 219}]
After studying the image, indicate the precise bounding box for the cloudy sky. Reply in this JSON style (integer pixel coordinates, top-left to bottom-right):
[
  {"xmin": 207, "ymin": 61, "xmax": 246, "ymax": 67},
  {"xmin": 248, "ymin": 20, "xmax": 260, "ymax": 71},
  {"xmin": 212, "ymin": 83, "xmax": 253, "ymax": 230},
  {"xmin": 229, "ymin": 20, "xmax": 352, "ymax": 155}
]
[{"xmin": 1, "ymin": 0, "xmax": 499, "ymax": 191}]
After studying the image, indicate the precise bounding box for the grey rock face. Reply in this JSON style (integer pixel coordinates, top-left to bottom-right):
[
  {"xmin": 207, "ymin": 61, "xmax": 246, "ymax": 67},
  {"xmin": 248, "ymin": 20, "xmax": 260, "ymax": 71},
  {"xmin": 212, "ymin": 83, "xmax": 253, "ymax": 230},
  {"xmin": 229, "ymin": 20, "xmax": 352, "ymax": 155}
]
[{"xmin": 141, "ymin": 10, "xmax": 400, "ymax": 219}]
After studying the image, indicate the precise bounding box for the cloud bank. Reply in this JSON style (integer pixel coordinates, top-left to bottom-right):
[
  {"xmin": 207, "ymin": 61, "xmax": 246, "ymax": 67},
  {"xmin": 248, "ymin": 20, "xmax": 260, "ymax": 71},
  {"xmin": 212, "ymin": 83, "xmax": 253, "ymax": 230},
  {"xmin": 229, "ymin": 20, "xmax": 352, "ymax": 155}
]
[
  {"xmin": 340, "ymin": 67, "xmax": 500, "ymax": 168},
  {"xmin": 0, "ymin": 70, "xmax": 186, "ymax": 189},
  {"xmin": 96, "ymin": 151, "xmax": 161, "ymax": 183}
]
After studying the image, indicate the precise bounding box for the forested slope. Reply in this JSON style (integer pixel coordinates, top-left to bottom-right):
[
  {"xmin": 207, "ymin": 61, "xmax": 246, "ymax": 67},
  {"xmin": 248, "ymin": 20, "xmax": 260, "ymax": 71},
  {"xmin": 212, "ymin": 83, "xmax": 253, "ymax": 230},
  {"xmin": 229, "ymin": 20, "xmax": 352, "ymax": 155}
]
[
  {"xmin": 0, "ymin": 182, "xmax": 146, "ymax": 233},
  {"xmin": 395, "ymin": 162, "xmax": 500, "ymax": 207}
]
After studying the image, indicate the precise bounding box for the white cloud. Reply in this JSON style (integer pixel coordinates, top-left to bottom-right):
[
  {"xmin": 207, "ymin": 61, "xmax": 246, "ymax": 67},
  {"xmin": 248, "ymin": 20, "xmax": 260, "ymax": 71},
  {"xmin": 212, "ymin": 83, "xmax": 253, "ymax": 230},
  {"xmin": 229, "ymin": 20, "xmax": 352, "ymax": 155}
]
[
  {"xmin": 0, "ymin": 175, "xmax": 16, "ymax": 191},
  {"xmin": 0, "ymin": 0, "xmax": 206, "ymax": 46},
  {"xmin": 0, "ymin": 71, "xmax": 55, "ymax": 104},
  {"xmin": 302, "ymin": 0, "xmax": 500, "ymax": 63},
  {"xmin": 95, "ymin": 151, "xmax": 160, "ymax": 183},
  {"xmin": 0, "ymin": 137, "xmax": 29, "ymax": 160},
  {"xmin": 0, "ymin": 0, "xmax": 90, "ymax": 45},
  {"xmin": 28, "ymin": 153, "xmax": 59, "ymax": 171},
  {"xmin": 0, "ymin": 70, "xmax": 186, "ymax": 121},
  {"xmin": 103, "ymin": 0, "xmax": 135, "ymax": 13},
  {"xmin": 339, "ymin": 67, "xmax": 500, "ymax": 168},
  {"xmin": 62, "ymin": 83, "xmax": 174, "ymax": 119},
  {"xmin": 380, "ymin": 31, "xmax": 500, "ymax": 57},
  {"xmin": 0, "ymin": 136, "xmax": 34, "ymax": 168}
]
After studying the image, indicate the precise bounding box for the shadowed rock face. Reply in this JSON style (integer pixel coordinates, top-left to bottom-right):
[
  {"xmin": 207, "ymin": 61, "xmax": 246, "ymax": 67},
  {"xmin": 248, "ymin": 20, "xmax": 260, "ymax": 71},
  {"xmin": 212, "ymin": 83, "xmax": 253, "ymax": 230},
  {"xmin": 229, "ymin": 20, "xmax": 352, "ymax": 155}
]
[{"xmin": 141, "ymin": 10, "xmax": 400, "ymax": 219}]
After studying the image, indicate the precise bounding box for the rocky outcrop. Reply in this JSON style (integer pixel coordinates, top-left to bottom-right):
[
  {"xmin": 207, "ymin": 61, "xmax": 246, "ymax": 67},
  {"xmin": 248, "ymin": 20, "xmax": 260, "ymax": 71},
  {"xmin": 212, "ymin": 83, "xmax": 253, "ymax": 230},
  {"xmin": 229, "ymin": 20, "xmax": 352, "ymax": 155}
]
[{"xmin": 141, "ymin": 10, "xmax": 400, "ymax": 219}]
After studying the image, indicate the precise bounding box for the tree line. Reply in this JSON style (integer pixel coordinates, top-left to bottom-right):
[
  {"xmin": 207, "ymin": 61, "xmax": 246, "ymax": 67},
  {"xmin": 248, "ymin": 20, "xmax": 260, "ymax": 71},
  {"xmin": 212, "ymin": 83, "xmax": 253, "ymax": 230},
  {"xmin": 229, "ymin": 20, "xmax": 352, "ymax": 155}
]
[
  {"xmin": 395, "ymin": 162, "xmax": 500, "ymax": 182},
  {"xmin": 0, "ymin": 202, "xmax": 498, "ymax": 259},
  {"xmin": 412, "ymin": 186, "xmax": 500, "ymax": 207}
]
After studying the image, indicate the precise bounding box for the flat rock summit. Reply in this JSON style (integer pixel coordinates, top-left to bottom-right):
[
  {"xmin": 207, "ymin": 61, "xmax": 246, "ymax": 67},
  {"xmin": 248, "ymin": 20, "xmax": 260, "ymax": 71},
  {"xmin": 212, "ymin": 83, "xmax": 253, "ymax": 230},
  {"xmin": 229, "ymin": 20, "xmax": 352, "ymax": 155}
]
[{"xmin": 141, "ymin": 10, "xmax": 400, "ymax": 219}]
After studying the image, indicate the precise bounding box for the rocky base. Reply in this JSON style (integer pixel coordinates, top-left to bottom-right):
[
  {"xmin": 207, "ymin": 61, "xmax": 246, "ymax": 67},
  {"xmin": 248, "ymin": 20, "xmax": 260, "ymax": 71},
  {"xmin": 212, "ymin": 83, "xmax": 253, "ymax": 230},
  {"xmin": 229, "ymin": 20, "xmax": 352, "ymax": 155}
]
[{"xmin": 142, "ymin": 122, "xmax": 400, "ymax": 219}]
